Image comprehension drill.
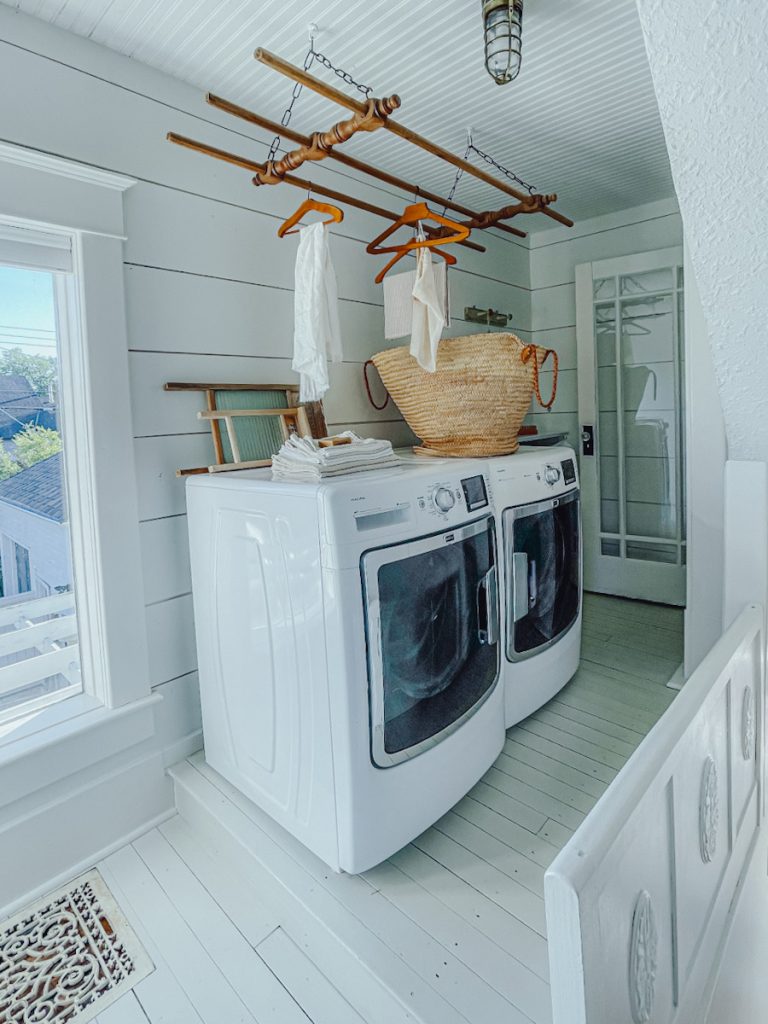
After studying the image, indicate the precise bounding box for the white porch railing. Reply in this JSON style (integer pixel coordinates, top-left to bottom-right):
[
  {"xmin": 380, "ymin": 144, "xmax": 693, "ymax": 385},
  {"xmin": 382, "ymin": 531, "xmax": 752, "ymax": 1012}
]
[
  {"xmin": 545, "ymin": 604, "xmax": 764, "ymax": 1024},
  {"xmin": 0, "ymin": 590, "xmax": 80, "ymax": 703}
]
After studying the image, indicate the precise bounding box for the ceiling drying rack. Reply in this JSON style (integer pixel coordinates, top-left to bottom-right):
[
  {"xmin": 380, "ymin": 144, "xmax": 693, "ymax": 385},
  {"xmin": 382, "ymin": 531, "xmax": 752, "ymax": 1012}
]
[{"xmin": 167, "ymin": 44, "xmax": 574, "ymax": 256}]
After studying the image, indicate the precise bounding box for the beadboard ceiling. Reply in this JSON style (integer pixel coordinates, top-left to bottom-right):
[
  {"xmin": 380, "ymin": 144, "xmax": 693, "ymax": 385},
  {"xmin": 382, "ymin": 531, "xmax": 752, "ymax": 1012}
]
[{"xmin": 3, "ymin": 0, "xmax": 675, "ymax": 228}]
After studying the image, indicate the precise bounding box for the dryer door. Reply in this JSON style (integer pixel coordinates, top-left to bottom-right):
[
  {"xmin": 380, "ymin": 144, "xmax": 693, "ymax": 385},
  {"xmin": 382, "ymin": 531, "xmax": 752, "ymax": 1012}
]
[
  {"xmin": 504, "ymin": 490, "xmax": 581, "ymax": 661},
  {"xmin": 362, "ymin": 516, "xmax": 499, "ymax": 768}
]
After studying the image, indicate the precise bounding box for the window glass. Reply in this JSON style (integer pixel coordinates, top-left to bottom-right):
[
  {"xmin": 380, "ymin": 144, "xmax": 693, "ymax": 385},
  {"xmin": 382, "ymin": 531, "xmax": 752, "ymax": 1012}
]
[{"xmin": 0, "ymin": 265, "xmax": 81, "ymax": 720}]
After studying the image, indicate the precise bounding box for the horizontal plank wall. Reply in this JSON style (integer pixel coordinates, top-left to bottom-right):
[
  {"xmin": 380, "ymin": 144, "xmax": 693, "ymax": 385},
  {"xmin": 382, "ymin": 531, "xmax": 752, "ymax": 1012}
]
[
  {"xmin": 525, "ymin": 198, "xmax": 682, "ymax": 446},
  {"xmin": 0, "ymin": 6, "xmax": 531, "ymax": 768}
]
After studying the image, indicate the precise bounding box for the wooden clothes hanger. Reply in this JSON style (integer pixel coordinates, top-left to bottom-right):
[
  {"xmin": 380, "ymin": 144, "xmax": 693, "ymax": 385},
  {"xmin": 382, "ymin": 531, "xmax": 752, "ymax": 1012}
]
[
  {"xmin": 366, "ymin": 201, "xmax": 469, "ymax": 254},
  {"xmin": 277, "ymin": 194, "xmax": 344, "ymax": 237},
  {"xmin": 367, "ymin": 202, "xmax": 469, "ymax": 283}
]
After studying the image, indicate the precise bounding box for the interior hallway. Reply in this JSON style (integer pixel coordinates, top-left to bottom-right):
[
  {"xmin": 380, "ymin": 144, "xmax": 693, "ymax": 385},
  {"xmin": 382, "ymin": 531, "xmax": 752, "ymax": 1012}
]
[{"xmin": 80, "ymin": 593, "xmax": 683, "ymax": 1024}]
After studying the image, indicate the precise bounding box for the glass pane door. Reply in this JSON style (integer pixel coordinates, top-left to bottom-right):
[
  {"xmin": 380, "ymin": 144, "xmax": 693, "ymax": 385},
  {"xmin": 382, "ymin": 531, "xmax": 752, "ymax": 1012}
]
[
  {"xmin": 580, "ymin": 250, "xmax": 686, "ymax": 604},
  {"xmin": 363, "ymin": 517, "xmax": 499, "ymax": 767},
  {"xmin": 504, "ymin": 492, "xmax": 580, "ymax": 660}
]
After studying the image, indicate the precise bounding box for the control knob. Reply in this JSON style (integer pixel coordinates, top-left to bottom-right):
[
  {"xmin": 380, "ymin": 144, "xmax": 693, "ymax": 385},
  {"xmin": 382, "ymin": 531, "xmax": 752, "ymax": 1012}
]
[
  {"xmin": 433, "ymin": 486, "xmax": 456, "ymax": 512},
  {"xmin": 544, "ymin": 464, "xmax": 561, "ymax": 486}
]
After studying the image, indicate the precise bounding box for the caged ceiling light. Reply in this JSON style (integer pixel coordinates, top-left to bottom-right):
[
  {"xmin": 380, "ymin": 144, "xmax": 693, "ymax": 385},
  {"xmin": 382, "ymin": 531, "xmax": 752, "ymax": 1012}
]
[{"xmin": 481, "ymin": 0, "xmax": 523, "ymax": 85}]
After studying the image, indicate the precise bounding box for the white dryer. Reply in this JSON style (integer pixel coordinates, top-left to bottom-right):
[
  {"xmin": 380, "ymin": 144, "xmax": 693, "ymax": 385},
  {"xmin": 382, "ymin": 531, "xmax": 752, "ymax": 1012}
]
[
  {"xmin": 488, "ymin": 446, "xmax": 582, "ymax": 727},
  {"xmin": 185, "ymin": 463, "xmax": 504, "ymax": 873}
]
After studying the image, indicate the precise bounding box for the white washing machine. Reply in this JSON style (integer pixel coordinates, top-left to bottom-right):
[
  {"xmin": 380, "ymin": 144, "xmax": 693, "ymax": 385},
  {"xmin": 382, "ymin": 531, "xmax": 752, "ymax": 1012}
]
[
  {"xmin": 488, "ymin": 446, "xmax": 582, "ymax": 727},
  {"xmin": 185, "ymin": 462, "xmax": 504, "ymax": 873}
]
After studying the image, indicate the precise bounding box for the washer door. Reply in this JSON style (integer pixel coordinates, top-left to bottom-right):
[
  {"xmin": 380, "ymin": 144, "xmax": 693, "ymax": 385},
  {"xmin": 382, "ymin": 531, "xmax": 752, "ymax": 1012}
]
[
  {"xmin": 504, "ymin": 490, "xmax": 581, "ymax": 661},
  {"xmin": 362, "ymin": 517, "xmax": 499, "ymax": 767}
]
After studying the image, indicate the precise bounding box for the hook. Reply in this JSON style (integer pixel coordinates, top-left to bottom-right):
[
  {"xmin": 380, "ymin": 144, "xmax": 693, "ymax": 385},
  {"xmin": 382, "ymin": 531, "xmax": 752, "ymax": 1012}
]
[{"xmin": 307, "ymin": 21, "xmax": 318, "ymax": 44}]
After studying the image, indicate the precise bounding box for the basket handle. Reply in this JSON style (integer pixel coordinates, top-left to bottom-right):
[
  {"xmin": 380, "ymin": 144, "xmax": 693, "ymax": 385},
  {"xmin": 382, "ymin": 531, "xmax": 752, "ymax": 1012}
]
[
  {"xmin": 363, "ymin": 359, "xmax": 391, "ymax": 411},
  {"xmin": 522, "ymin": 345, "xmax": 559, "ymax": 411}
]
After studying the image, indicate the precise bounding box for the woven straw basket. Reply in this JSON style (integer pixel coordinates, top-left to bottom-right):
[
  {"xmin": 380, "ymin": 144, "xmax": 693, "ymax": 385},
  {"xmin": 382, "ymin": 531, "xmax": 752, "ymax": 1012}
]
[{"xmin": 368, "ymin": 333, "xmax": 558, "ymax": 458}]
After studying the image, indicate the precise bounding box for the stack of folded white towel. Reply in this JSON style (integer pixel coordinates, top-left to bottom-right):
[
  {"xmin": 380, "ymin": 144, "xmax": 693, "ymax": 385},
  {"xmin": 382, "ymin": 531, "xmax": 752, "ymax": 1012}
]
[{"xmin": 271, "ymin": 431, "xmax": 401, "ymax": 482}]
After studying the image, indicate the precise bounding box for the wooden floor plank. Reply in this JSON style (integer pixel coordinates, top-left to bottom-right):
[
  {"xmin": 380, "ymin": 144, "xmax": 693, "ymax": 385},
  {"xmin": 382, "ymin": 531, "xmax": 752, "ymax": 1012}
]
[
  {"xmin": 552, "ymin": 683, "xmax": 660, "ymax": 731},
  {"xmin": 95, "ymin": 994, "xmax": 151, "ymax": 1024},
  {"xmin": 547, "ymin": 697, "xmax": 646, "ymax": 746},
  {"xmin": 410, "ymin": 827, "xmax": 548, "ymax": 937},
  {"xmin": 432, "ymin": 809, "xmax": 546, "ymax": 896},
  {"xmin": 161, "ymin": 816, "xmax": 410, "ymax": 1024},
  {"xmin": 505, "ymin": 727, "xmax": 618, "ymax": 784},
  {"xmin": 452, "ymin": 795, "xmax": 560, "ymax": 869},
  {"xmin": 517, "ymin": 719, "xmax": 628, "ymax": 771},
  {"xmin": 502, "ymin": 737, "xmax": 609, "ymax": 800},
  {"xmin": 482, "ymin": 766, "xmax": 586, "ymax": 830},
  {"xmin": 538, "ymin": 818, "xmax": 574, "ymax": 849},
  {"xmin": 364, "ymin": 860, "xmax": 545, "ymax": 1024},
  {"xmin": 133, "ymin": 830, "xmax": 311, "ymax": 1024},
  {"xmin": 532, "ymin": 706, "xmax": 638, "ymax": 758},
  {"xmin": 256, "ymin": 928, "xmax": 366, "ymax": 1024},
  {"xmin": 494, "ymin": 751, "xmax": 597, "ymax": 814},
  {"xmin": 97, "ymin": 857, "xmax": 206, "ymax": 1024},
  {"xmin": 101, "ymin": 845, "xmax": 258, "ymax": 1024},
  {"xmin": 390, "ymin": 843, "xmax": 551, "ymax": 982}
]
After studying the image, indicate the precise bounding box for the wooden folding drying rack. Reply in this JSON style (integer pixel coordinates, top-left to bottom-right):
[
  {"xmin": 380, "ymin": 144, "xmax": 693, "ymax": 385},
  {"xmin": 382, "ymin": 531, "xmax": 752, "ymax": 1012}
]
[
  {"xmin": 164, "ymin": 382, "xmax": 327, "ymax": 476},
  {"xmin": 166, "ymin": 45, "xmax": 574, "ymax": 254}
]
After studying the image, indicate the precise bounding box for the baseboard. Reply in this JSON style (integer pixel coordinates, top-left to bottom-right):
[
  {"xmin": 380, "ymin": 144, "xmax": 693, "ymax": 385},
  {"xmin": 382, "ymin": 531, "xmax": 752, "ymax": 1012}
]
[
  {"xmin": 666, "ymin": 662, "xmax": 685, "ymax": 690},
  {"xmin": 162, "ymin": 729, "xmax": 203, "ymax": 768},
  {"xmin": 0, "ymin": 750, "xmax": 174, "ymax": 915}
]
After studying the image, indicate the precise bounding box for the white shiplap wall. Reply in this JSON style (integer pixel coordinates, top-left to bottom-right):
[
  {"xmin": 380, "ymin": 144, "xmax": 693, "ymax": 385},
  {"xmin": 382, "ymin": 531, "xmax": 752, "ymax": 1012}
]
[
  {"xmin": 525, "ymin": 198, "xmax": 683, "ymax": 446},
  {"xmin": 0, "ymin": 6, "xmax": 531, "ymax": 765}
]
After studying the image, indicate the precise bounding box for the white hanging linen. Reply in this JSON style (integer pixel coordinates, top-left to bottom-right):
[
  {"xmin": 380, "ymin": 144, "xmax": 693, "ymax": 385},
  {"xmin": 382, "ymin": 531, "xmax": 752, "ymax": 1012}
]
[
  {"xmin": 410, "ymin": 232, "xmax": 445, "ymax": 372},
  {"xmin": 382, "ymin": 261, "xmax": 449, "ymax": 339},
  {"xmin": 292, "ymin": 221, "xmax": 343, "ymax": 403}
]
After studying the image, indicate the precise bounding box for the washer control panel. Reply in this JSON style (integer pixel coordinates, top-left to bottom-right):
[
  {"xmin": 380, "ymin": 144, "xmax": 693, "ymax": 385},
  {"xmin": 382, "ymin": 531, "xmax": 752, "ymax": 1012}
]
[
  {"xmin": 544, "ymin": 463, "xmax": 562, "ymax": 486},
  {"xmin": 433, "ymin": 486, "xmax": 456, "ymax": 512},
  {"xmin": 412, "ymin": 472, "xmax": 490, "ymax": 523}
]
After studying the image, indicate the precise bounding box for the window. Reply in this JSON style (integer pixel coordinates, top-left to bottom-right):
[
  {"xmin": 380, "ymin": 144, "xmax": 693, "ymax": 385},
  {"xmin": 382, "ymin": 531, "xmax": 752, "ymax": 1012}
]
[
  {"xmin": 14, "ymin": 543, "xmax": 31, "ymax": 594},
  {"xmin": 0, "ymin": 251, "xmax": 82, "ymax": 722}
]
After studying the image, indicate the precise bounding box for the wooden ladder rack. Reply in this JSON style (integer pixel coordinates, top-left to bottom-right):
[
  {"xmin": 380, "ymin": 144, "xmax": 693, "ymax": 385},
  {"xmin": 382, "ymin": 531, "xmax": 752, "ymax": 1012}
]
[{"xmin": 167, "ymin": 45, "xmax": 574, "ymax": 263}]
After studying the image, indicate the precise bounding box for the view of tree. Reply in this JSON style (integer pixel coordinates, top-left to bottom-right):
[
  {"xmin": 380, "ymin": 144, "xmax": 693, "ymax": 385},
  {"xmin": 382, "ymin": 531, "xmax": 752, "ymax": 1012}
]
[
  {"xmin": 0, "ymin": 348, "xmax": 57, "ymax": 400},
  {"xmin": 14, "ymin": 425, "xmax": 62, "ymax": 468},
  {"xmin": 0, "ymin": 447, "xmax": 20, "ymax": 482}
]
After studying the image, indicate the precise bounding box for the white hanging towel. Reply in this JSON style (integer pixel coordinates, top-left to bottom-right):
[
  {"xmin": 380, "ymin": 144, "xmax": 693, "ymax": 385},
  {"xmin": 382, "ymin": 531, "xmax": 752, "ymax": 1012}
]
[
  {"xmin": 383, "ymin": 261, "xmax": 449, "ymax": 339},
  {"xmin": 292, "ymin": 220, "xmax": 343, "ymax": 403},
  {"xmin": 410, "ymin": 239, "xmax": 445, "ymax": 372}
]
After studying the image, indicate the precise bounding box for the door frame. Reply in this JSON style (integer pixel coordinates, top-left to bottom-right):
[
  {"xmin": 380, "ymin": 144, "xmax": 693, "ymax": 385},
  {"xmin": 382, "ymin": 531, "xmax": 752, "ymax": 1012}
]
[{"xmin": 575, "ymin": 246, "xmax": 685, "ymax": 605}]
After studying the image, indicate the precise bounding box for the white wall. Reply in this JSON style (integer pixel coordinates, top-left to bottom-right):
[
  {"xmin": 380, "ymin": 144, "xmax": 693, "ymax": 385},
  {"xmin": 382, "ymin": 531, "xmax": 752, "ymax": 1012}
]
[
  {"xmin": 636, "ymin": 0, "xmax": 768, "ymax": 463},
  {"xmin": 525, "ymin": 198, "xmax": 683, "ymax": 446},
  {"xmin": 0, "ymin": 6, "xmax": 531, "ymax": 769}
]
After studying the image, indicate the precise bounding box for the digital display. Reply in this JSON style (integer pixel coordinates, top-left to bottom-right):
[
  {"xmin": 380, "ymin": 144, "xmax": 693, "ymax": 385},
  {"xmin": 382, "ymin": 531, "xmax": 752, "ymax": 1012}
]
[
  {"xmin": 561, "ymin": 458, "xmax": 576, "ymax": 485},
  {"xmin": 461, "ymin": 475, "xmax": 488, "ymax": 511}
]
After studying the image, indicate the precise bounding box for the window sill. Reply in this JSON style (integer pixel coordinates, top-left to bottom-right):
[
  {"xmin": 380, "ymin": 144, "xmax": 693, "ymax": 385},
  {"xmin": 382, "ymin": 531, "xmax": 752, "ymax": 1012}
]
[{"xmin": 0, "ymin": 691, "xmax": 160, "ymax": 812}]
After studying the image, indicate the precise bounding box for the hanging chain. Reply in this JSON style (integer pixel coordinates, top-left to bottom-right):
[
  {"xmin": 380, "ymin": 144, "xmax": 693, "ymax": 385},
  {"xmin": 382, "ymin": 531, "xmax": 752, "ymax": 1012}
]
[
  {"xmin": 266, "ymin": 36, "xmax": 373, "ymax": 165},
  {"xmin": 310, "ymin": 47, "xmax": 373, "ymax": 98},
  {"xmin": 443, "ymin": 141, "xmax": 472, "ymax": 211},
  {"xmin": 466, "ymin": 139, "xmax": 537, "ymax": 195}
]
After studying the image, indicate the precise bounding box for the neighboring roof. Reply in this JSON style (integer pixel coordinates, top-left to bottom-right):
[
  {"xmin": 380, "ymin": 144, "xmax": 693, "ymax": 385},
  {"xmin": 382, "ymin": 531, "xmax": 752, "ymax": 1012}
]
[
  {"xmin": 0, "ymin": 453, "xmax": 65, "ymax": 523},
  {"xmin": 0, "ymin": 374, "xmax": 46, "ymax": 431}
]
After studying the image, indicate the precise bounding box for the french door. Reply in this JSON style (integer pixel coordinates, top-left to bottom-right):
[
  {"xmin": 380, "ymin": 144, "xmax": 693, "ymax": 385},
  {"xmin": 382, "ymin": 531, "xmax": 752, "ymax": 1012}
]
[{"xmin": 575, "ymin": 247, "xmax": 685, "ymax": 605}]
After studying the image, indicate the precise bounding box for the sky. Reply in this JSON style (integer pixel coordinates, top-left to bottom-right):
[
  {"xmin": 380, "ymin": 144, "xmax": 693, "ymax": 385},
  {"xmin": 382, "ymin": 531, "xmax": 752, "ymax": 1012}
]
[{"xmin": 0, "ymin": 265, "xmax": 57, "ymax": 356}]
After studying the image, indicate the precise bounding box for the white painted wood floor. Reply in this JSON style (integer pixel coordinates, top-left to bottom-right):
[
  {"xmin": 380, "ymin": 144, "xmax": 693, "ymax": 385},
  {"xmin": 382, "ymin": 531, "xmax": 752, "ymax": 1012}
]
[{"xmin": 88, "ymin": 594, "xmax": 682, "ymax": 1024}]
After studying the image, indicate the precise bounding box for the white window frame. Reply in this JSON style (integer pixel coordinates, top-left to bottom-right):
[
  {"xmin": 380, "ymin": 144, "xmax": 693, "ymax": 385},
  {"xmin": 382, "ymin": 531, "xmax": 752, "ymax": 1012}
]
[{"xmin": 0, "ymin": 143, "xmax": 157, "ymax": 791}]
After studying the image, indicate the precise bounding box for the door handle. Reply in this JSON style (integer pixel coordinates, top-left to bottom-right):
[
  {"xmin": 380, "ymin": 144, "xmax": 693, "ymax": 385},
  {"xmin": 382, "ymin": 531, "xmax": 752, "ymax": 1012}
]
[
  {"xmin": 512, "ymin": 552, "xmax": 529, "ymax": 623},
  {"xmin": 477, "ymin": 566, "xmax": 499, "ymax": 646},
  {"xmin": 581, "ymin": 424, "xmax": 594, "ymax": 456}
]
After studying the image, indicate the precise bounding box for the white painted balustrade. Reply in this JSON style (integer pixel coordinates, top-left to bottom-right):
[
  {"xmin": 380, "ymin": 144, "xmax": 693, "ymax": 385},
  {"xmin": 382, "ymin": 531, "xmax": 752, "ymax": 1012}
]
[
  {"xmin": 0, "ymin": 590, "xmax": 80, "ymax": 703},
  {"xmin": 545, "ymin": 604, "xmax": 764, "ymax": 1024}
]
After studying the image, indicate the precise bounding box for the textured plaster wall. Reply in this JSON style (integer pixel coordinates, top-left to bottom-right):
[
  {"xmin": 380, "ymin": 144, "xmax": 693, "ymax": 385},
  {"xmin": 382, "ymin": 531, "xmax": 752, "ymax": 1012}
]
[{"xmin": 636, "ymin": 0, "xmax": 768, "ymax": 460}]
